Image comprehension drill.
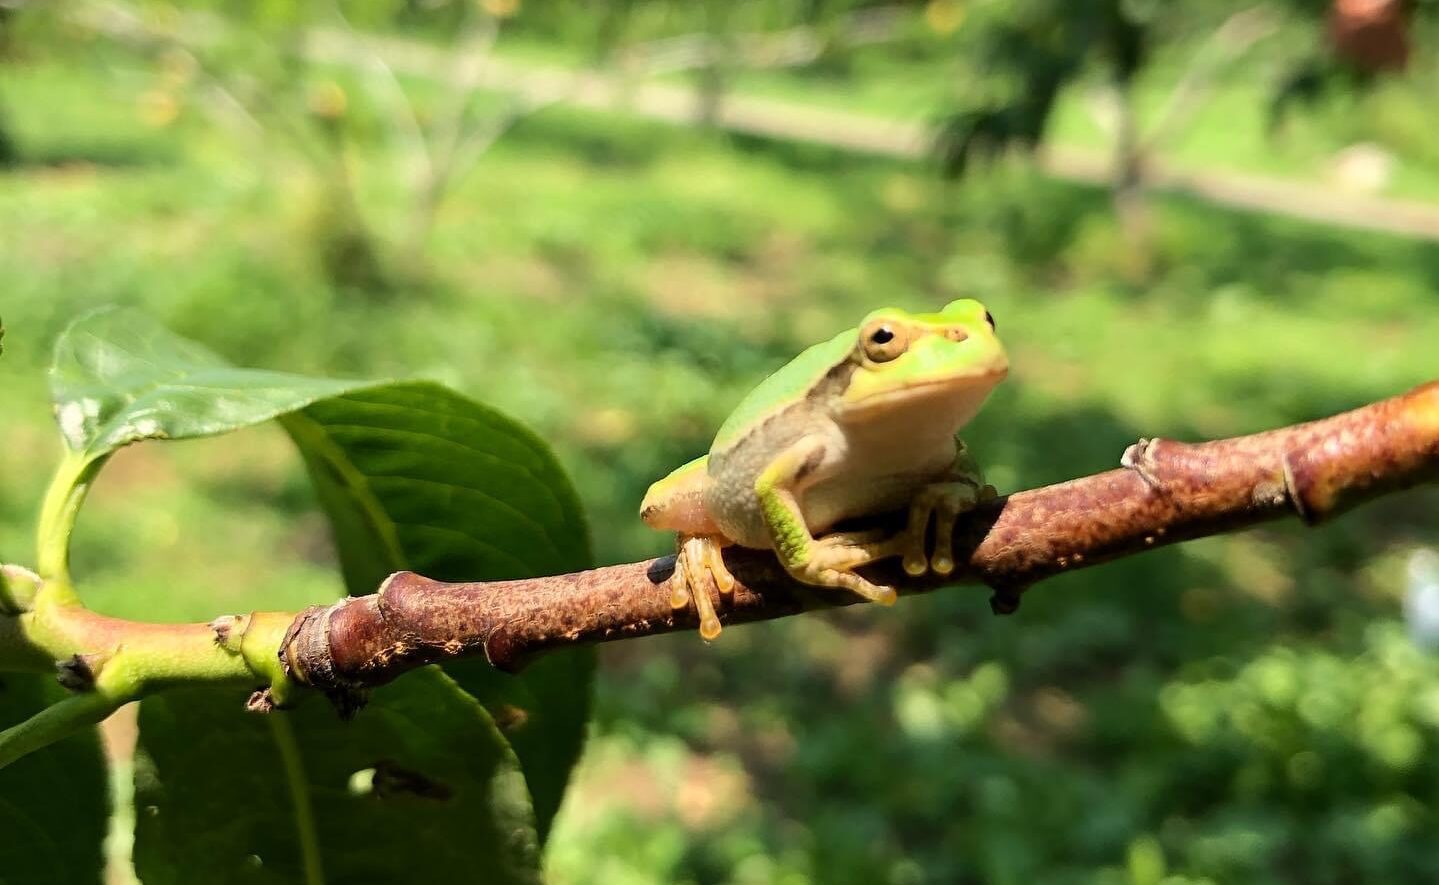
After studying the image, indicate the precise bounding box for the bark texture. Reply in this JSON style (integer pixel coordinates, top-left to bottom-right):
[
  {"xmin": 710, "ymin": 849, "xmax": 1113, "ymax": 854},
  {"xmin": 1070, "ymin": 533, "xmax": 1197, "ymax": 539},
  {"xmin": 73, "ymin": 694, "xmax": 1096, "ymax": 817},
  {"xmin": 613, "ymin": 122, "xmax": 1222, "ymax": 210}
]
[{"xmin": 281, "ymin": 381, "xmax": 1439, "ymax": 710}]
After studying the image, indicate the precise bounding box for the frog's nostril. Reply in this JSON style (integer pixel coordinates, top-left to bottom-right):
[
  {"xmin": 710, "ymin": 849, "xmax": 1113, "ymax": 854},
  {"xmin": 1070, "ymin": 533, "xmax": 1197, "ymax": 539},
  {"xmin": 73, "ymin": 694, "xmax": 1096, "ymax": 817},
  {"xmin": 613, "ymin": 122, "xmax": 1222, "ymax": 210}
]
[{"xmin": 946, "ymin": 328, "xmax": 969, "ymax": 342}]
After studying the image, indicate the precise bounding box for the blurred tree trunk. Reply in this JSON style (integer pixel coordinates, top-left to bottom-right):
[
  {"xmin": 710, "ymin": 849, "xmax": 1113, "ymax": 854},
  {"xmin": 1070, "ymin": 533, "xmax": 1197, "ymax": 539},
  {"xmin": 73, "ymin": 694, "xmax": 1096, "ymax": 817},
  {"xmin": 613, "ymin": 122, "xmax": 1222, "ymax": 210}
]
[
  {"xmin": 693, "ymin": 1, "xmax": 732, "ymax": 128},
  {"xmin": 1107, "ymin": 8, "xmax": 1151, "ymax": 277},
  {"xmin": 0, "ymin": 114, "xmax": 15, "ymax": 168},
  {"xmin": 1328, "ymin": 0, "xmax": 1410, "ymax": 72},
  {"xmin": 309, "ymin": 109, "xmax": 391, "ymax": 295},
  {"xmin": 694, "ymin": 54, "xmax": 727, "ymax": 127},
  {"xmin": 0, "ymin": 7, "xmax": 16, "ymax": 167},
  {"xmin": 1111, "ymin": 77, "xmax": 1150, "ymax": 273},
  {"xmin": 1107, "ymin": 4, "xmax": 1276, "ymax": 277}
]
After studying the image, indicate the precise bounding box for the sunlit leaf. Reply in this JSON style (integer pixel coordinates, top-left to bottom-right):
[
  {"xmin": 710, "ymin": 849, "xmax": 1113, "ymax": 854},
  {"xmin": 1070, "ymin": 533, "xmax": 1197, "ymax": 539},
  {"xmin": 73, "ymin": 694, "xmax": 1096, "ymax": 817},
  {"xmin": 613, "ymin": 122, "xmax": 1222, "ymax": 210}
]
[
  {"xmin": 284, "ymin": 383, "xmax": 594, "ymax": 843},
  {"xmin": 51, "ymin": 309, "xmax": 594, "ymax": 846},
  {"xmin": 49, "ymin": 307, "xmax": 371, "ymax": 459}
]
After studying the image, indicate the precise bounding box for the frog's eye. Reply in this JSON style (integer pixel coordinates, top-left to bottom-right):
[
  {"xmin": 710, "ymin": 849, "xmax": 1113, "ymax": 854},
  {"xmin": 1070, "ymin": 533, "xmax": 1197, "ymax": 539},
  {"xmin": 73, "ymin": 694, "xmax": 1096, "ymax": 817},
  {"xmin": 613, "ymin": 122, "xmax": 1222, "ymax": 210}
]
[
  {"xmin": 984, "ymin": 310, "xmax": 996, "ymax": 331},
  {"xmin": 860, "ymin": 321, "xmax": 907, "ymax": 363}
]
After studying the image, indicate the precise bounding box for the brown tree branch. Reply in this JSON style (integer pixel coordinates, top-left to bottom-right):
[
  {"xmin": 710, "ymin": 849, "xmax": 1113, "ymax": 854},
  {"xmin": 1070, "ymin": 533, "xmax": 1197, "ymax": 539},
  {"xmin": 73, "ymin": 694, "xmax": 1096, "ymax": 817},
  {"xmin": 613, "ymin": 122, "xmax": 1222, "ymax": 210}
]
[{"xmin": 280, "ymin": 381, "xmax": 1439, "ymax": 712}]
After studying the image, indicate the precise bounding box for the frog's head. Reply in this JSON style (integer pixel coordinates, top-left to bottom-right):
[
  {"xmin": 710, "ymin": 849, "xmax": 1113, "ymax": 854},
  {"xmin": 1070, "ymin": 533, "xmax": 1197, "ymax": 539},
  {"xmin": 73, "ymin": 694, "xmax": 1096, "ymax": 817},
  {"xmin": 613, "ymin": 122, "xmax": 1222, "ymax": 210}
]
[{"xmin": 838, "ymin": 298, "xmax": 1008, "ymax": 422}]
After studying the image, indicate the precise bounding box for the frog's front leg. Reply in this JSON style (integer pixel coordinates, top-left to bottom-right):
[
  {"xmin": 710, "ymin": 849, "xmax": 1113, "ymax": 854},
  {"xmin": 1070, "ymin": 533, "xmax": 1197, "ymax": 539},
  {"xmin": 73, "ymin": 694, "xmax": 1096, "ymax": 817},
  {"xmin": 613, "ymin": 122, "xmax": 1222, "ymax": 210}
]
[
  {"xmin": 669, "ymin": 533, "xmax": 736, "ymax": 640},
  {"xmin": 755, "ymin": 438, "xmax": 898, "ymax": 606},
  {"xmin": 899, "ymin": 439, "xmax": 994, "ymax": 577}
]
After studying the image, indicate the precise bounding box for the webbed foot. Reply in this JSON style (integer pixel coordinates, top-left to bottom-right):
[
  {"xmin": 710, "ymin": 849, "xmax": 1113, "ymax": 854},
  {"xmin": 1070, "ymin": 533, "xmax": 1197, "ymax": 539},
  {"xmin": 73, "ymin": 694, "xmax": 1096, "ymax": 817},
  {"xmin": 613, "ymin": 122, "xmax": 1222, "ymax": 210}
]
[{"xmin": 792, "ymin": 529, "xmax": 900, "ymax": 606}]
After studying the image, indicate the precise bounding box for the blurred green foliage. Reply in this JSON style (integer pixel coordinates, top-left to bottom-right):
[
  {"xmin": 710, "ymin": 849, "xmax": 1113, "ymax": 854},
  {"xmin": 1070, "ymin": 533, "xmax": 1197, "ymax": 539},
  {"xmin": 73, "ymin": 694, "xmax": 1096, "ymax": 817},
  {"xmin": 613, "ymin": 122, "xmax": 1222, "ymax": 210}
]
[
  {"xmin": 0, "ymin": 673, "xmax": 108, "ymax": 884},
  {"xmin": 2, "ymin": 1, "xmax": 1439, "ymax": 883}
]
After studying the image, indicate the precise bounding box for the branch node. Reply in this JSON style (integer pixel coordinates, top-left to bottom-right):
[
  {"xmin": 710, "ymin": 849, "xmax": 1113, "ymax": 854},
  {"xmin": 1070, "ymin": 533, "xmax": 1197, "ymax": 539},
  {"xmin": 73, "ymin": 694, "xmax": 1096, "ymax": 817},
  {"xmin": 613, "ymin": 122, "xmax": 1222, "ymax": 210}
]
[
  {"xmin": 1280, "ymin": 452, "xmax": 1315, "ymax": 524},
  {"xmin": 1120, "ymin": 437, "xmax": 1167, "ymax": 493},
  {"xmin": 281, "ymin": 604, "xmax": 328, "ymax": 682},
  {"xmin": 245, "ymin": 688, "xmax": 277, "ymax": 714},
  {"xmin": 55, "ymin": 654, "xmax": 100, "ymax": 693},
  {"xmin": 210, "ymin": 613, "xmax": 251, "ymax": 651},
  {"xmin": 280, "ymin": 598, "xmax": 375, "ymax": 718}
]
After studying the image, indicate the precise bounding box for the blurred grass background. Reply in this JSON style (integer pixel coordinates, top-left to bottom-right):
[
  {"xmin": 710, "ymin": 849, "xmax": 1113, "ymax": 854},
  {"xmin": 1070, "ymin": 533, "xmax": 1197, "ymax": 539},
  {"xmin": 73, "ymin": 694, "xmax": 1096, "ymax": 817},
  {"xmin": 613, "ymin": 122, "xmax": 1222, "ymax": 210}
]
[{"xmin": 3, "ymin": 1, "xmax": 1439, "ymax": 883}]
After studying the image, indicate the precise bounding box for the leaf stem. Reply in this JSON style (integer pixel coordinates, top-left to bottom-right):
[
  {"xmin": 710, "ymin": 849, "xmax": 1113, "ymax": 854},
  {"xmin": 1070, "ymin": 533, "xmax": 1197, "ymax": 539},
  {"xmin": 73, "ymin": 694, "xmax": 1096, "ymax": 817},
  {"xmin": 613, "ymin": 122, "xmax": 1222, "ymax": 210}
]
[
  {"xmin": 270, "ymin": 714, "xmax": 326, "ymax": 885},
  {"xmin": 35, "ymin": 451, "xmax": 108, "ymax": 596},
  {"xmin": 0, "ymin": 608, "xmax": 298, "ymax": 768},
  {"xmin": 0, "ymin": 690, "xmax": 118, "ymax": 769}
]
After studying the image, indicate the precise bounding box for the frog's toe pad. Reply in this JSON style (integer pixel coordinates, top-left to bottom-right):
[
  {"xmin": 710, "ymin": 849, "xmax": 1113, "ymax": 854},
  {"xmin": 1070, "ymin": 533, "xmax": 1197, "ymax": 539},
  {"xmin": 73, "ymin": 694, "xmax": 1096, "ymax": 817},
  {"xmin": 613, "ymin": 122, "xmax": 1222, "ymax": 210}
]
[
  {"xmin": 698, "ymin": 613, "xmax": 723, "ymax": 640},
  {"xmin": 902, "ymin": 551, "xmax": 929, "ymax": 576},
  {"xmin": 669, "ymin": 576, "xmax": 691, "ymax": 610},
  {"xmin": 904, "ymin": 481, "xmax": 982, "ymax": 578}
]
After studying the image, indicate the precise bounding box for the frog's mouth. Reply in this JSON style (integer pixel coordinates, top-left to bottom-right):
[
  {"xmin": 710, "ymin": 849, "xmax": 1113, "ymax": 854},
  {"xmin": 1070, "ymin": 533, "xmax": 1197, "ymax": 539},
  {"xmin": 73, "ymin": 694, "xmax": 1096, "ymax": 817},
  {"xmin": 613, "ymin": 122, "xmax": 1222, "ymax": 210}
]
[{"xmin": 840, "ymin": 366, "xmax": 1007, "ymax": 418}]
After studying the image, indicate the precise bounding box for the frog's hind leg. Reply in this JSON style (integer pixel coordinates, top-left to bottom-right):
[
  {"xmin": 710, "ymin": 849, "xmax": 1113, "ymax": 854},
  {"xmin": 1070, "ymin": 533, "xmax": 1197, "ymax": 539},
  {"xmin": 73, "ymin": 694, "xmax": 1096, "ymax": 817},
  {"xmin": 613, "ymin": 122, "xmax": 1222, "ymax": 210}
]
[
  {"xmin": 812, "ymin": 529, "xmax": 901, "ymax": 571},
  {"xmin": 670, "ymin": 534, "xmax": 736, "ymax": 640},
  {"xmin": 753, "ymin": 437, "xmax": 901, "ymax": 607},
  {"xmin": 796, "ymin": 531, "xmax": 901, "ymax": 606}
]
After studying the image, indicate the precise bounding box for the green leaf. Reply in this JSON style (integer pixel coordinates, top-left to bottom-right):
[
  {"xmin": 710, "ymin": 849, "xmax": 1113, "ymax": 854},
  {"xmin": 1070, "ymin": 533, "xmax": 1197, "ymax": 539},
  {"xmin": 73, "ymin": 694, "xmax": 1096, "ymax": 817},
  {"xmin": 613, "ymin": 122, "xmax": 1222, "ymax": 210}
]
[
  {"xmin": 133, "ymin": 670, "xmax": 539, "ymax": 885},
  {"xmin": 282, "ymin": 383, "xmax": 594, "ymax": 843},
  {"xmin": 49, "ymin": 307, "xmax": 372, "ymax": 460},
  {"xmin": 50, "ymin": 310, "xmax": 595, "ymax": 844},
  {"xmin": 0, "ymin": 675, "xmax": 108, "ymax": 885}
]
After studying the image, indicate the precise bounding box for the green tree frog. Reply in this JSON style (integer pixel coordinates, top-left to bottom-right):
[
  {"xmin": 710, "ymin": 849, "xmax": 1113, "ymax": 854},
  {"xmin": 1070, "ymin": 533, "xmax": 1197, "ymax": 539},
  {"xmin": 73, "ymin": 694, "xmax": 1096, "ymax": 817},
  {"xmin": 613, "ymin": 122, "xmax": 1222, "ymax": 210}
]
[{"xmin": 641, "ymin": 299, "xmax": 1008, "ymax": 639}]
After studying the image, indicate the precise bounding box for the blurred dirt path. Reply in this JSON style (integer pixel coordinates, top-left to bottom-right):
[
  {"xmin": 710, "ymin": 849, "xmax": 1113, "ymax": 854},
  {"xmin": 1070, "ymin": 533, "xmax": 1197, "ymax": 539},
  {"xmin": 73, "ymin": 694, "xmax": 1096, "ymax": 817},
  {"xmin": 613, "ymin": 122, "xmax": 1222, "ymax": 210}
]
[{"xmin": 305, "ymin": 30, "xmax": 1439, "ymax": 243}]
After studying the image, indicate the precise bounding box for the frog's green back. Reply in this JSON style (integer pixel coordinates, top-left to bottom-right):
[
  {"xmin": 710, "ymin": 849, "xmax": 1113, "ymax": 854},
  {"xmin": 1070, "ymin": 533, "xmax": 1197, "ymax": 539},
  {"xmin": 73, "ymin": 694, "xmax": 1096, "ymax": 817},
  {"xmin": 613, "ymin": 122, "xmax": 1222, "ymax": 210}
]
[{"xmin": 711, "ymin": 327, "xmax": 854, "ymax": 452}]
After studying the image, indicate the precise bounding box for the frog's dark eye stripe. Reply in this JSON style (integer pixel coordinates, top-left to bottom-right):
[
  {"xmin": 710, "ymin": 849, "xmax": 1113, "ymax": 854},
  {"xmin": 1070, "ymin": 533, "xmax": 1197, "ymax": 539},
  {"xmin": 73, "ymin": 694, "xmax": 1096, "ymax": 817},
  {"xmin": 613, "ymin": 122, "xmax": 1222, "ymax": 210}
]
[{"xmin": 984, "ymin": 310, "xmax": 996, "ymax": 331}]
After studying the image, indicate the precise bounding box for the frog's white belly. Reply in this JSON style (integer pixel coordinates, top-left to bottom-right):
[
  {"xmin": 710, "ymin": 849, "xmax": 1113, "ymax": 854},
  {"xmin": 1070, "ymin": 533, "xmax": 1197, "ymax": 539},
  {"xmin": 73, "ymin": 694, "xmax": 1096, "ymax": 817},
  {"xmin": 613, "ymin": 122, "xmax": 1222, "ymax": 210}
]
[
  {"xmin": 707, "ymin": 437, "xmax": 959, "ymax": 549},
  {"xmin": 705, "ymin": 398, "xmax": 966, "ymax": 550},
  {"xmin": 795, "ymin": 409, "xmax": 961, "ymax": 534},
  {"xmin": 799, "ymin": 467, "xmax": 947, "ymax": 535}
]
